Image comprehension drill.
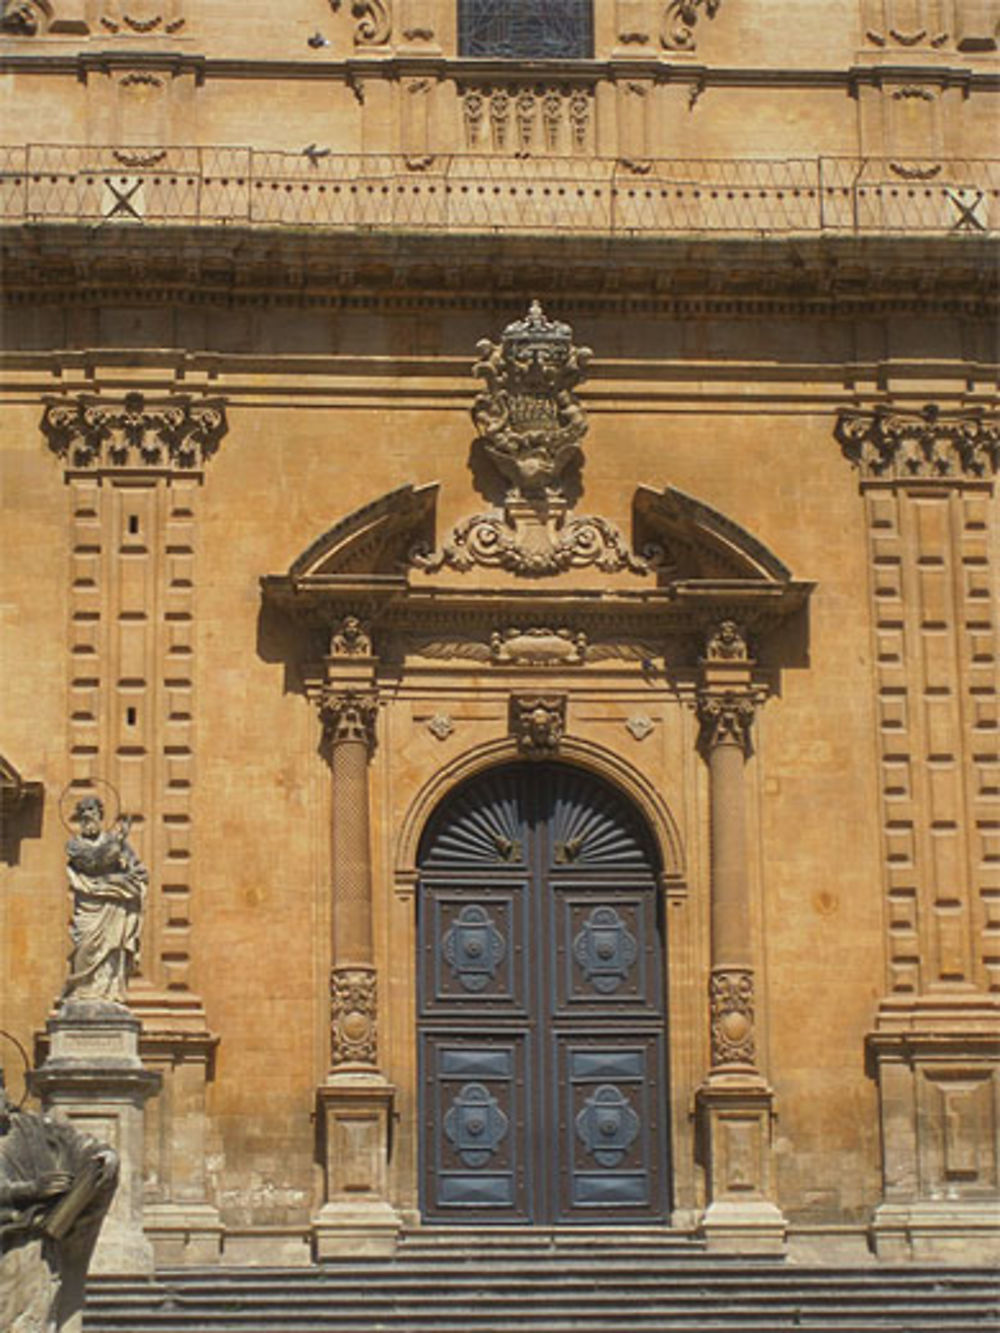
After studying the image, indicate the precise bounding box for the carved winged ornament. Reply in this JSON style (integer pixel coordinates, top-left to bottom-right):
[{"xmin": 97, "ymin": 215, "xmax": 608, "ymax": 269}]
[{"xmin": 412, "ymin": 627, "xmax": 657, "ymax": 667}]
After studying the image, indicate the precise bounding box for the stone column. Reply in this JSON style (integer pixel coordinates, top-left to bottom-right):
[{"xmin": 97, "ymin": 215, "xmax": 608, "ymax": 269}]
[
  {"xmin": 311, "ymin": 618, "xmax": 399, "ymax": 1258},
  {"xmin": 695, "ymin": 622, "xmax": 787, "ymax": 1253}
]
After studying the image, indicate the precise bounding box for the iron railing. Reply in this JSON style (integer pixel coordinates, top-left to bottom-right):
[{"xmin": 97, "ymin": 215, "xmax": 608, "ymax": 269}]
[{"xmin": 0, "ymin": 146, "xmax": 995, "ymax": 237}]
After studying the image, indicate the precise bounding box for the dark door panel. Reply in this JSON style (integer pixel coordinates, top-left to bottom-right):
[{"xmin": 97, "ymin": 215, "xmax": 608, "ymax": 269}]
[{"xmin": 418, "ymin": 763, "xmax": 668, "ymax": 1224}]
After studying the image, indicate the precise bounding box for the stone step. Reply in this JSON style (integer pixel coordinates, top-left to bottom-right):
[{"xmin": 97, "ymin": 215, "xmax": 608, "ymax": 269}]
[{"xmin": 82, "ymin": 1258, "xmax": 1000, "ymax": 1333}]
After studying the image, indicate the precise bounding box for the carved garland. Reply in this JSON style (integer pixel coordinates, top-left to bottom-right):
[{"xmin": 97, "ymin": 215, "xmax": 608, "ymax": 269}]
[
  {"xmin": 414, "ymin": 510, "xmax": 648, "ymax": 578},
  {"xmin": 41, "ymin": 393, "xmax": 228, "ymax": 470},
  {"xmin": 835, "ymin": 404, "xmax": 1000, "ymax": 481}
]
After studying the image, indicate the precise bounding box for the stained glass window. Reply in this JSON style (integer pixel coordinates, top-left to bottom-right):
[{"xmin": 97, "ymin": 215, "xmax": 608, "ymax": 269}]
[{"xmin": 458, "ymin": 0, "xmax": 594, "ymax": 59}]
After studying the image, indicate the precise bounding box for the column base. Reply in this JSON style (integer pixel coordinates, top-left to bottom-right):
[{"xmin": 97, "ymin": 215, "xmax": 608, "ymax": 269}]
[
  {"xmin": 696, "ymin": 1070, "xmax": 787, "ymax": 1255},
  {"xmin": 871, "ymin": 1201, "xmax": 1000, "ymax": 1264},
  {"xmin": 313, "ymin": 1076, "xmax": 401, "ymax": 1261},
  {"xmin": 31, "ymin": 1000, "xmax": 160, "ymax": 1275},
  {"xmin": 700, "ymin": 1198, "xmax": 788, "ymax": 1254},
  {"xmin": 313, "ymin": 1199, "xmax": 402, "ymax": 1259},
  {"xmin": 144, "ymin": 1202, "xmax": 225, "ymax": 1266}
]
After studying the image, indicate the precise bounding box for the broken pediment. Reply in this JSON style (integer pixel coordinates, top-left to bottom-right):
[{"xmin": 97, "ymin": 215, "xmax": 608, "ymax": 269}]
[
  {"xmin": 285, "ymin": 482, "xmax": 439, "ymax": 583},
  {"xmin": 633, "ymin": 485, "xmax": 793, "ymax": 584}
]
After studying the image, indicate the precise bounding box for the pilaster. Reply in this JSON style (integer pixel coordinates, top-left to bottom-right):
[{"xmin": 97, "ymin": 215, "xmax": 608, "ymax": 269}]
[{"xmin": 837, "ymin": 402, "xmax": 1000, "ymax": 1261}]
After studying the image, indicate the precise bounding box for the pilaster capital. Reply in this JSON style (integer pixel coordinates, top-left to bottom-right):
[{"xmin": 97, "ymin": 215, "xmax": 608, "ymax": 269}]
[
  {"xmin": 320, "ymin": 689, "xmax": 379, "ymax": 751},
  {"xmin": 697, "ymin": 690, "xmax": 757, "ymax": 755},
  {"xmin": 835, "ymin": 403, "xmax": 1000, "ymax": 483},
  {"xmin": 41, "ymin": 392, "xmax": 228, "ymax": 473}
]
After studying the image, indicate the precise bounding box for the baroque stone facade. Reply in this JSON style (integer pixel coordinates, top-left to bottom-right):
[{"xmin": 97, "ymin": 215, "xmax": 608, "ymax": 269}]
[{"xmin": 1, "ymin": 0, "xmax": 997, "ymax": 1273}]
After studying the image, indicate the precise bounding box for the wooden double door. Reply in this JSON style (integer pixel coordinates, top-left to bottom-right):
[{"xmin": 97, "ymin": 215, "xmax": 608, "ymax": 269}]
[{"xmin": 417, "ymin": 762, "xmax": 669, "ymax": 1224}]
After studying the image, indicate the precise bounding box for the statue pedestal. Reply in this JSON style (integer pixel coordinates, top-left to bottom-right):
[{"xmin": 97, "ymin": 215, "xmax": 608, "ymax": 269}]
[
  {"xmin": 312, "ymin": 1077, "xmax": 401, "ymax": 1258},
  {"xmin": 31, "ymin": 1001, "xmax": 160, "ymax": 1274}
]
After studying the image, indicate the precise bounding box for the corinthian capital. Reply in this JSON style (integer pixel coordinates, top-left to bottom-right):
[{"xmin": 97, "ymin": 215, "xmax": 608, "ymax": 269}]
[
  {"xmin": 835, "ymin": 404, "xmax": 999, "ymax": 482},
  {"xmin": 697, "ymin": 691, "xmax": 756, "ymax": 754},
  {"xmin": 320, "ymin": 690, "xmax": 378, "ymax": 750}
]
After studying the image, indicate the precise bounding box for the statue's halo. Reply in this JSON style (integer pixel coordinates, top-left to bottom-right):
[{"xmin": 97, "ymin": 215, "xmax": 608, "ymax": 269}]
[{"xmin": 58, "ymin": 777, "xmax": 122, "ymax": 835}]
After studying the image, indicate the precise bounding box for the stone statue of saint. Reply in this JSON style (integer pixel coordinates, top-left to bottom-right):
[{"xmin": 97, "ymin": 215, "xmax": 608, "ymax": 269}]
[
  {"xmin": 0, "ymin": 1071, "xmax": 118, "ymax": 1333},
  {"xmin": 62, "ymin": 796, "xmax": 147, "ymax": 1007}
]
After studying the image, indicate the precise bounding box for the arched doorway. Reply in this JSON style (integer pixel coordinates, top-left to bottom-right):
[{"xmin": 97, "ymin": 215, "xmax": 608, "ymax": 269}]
[{"xmin": 417, "ymin": 761, "xmax": 669, "ymax": 1225}]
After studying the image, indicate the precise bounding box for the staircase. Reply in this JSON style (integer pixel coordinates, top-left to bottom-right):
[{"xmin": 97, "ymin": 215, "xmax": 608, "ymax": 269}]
[{"xmin": 83, "ymin": 1231, "xmax": 1000, "ymax": 1333}]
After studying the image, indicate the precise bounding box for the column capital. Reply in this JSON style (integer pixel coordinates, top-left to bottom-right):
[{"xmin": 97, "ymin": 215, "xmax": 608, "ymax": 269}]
[
  {"xmin": 320, "ymin": 689, "xmax": 379, "ymax": 750},
  {"xmin": 696, "ymin": 691, "xmax": 757, "ymax": 755}
]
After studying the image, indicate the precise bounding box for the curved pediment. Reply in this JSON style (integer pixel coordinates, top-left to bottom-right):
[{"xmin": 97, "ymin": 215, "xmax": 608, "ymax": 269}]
[
  {"xmin": 633, "ymin": 486, "xmax": 792, "ymax": 583},
  {"xmin": 288, "ymin": 483, "xmax": 438, "ymax": 580}
]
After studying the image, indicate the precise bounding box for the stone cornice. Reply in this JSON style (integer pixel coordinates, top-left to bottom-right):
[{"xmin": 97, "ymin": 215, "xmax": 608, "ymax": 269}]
[
  {"xmin": 2, "ymin": 229, "xmax": 996, "ymax": 318},
  {"xmin": 1, "ymin": 51, "xmax": 997, "ymax": 90}
]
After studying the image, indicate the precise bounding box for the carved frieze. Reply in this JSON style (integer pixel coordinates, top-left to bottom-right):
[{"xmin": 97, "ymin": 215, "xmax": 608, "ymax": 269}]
[
  {"xmin": 320, "ymin": 689, "xmax": 379, "ymax": 749},
  {"xmin": 661, "ymin": 0, "xmax": 721, "ymax": 50},
  {"xmin": 412, "ymin": 626, "xmax": 655, "ymax": 667},
  {"xmin": 42, "ymin": 393, "xmax": 228, "ymax": 471},
  {"xmin": 709, "ymin": 966, "xmax": 756, "ymax": 1066},
  {"xmin": 835, "ymin": 404, "xmax": 1000, "ymax": 481},
  {"xmin": 697, "ymin": 691, "xmax": 756, "ymax": 754},
  {"xmin": 472, "ymin": 301, "xmax": 591, "ymax": 504},
  {"xmin": 460, "ymin": 84, "xmax": 591, "ymax": 154},
  {"xmin": 330, "ymin": 965, "xmax": 378, "ymax": 1067},
  {"xmin": 510, "ymin": 694, "xmax": 566, "ymax": 758}
]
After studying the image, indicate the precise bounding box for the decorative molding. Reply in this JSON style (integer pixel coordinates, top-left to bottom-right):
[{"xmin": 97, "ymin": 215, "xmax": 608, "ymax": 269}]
[
  {"xmin": 320, "ymin": 690, "xmax": 379, "ymax": 750},
  {"xmin": 41, "ymin": 393, "xmax": 228, "ymax": 472},
  {"xmin": 626, "ymin": 713, "xmax": 654, "ymax": 741},
  {"xmin": 459, "ymin": 84, "xmax": 592, "ymax": 155},
  {"xmin": 329, "ymin": 615, "xmax": 373, "ymax": 658},
  {"xmin": 835, "ymin": 404, "xmax": 1000, "ymax": 482},
  {"xmin": 697, "ymin": 691, "xmax": 756, "ymax": 754},
  {"xmin": 472, "ymin": 301, "xmax": 591, "ymax": 504},
  {"xmin": 661, "ymin": 0, "xmax": 720, "ymax": 50},
  {"xmin": 510, "ymin": 694, "xmax": 566, "ymax": 758},
  {"xmin": 352, "ymin": 0, "xmax": 390, "ymax": 45},
  {"xmin": 330, "ymin": 965, "xmax": 377, "ymax": 1067},
  {"xmin": 709, "ymin": 966, "xmax": 756, "ymax": 1066}
]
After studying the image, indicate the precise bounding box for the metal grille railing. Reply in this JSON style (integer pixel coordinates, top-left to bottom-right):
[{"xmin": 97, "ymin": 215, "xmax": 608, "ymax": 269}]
[{"xmin": 0, "ymin": 146, "xmax": 995, "ymax": 237}]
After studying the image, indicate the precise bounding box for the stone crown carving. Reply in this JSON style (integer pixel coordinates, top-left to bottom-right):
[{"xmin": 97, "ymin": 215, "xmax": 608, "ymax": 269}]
[
  {"xmin": 836, "ymin": 404, "xmax": 1000, "ymax": 481},
  {"xmin": 42, "ymin": 393, "xmax": 228, "ymax": 471},
  {"xmin": 473, "ymin": 300, "xmax": 591, "ymax": 504}
]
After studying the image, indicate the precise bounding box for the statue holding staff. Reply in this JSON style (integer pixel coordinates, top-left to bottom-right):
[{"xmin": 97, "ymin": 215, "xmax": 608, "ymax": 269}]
[{"xmin": 62, "ymin": 796, "xmax": 147, "ymax": 1007}]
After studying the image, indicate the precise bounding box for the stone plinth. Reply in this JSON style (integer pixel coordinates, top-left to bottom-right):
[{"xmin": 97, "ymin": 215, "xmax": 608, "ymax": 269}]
[
  {"xmin": 31, "ymin": 1001, "xmax": 160, "ymax": 1275},
  {"xmin": 313, "ymin": 1077, "xmax": 400, "ymax": 1258},
  {"xmin": 697, "ymin": 1072, "xmax": 788, "ymax": 1254}
]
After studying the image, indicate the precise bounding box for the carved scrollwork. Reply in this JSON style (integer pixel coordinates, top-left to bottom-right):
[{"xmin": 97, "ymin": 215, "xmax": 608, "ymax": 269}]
[
  {"xmin": 0, "ymin": 0, "xmax": 47, "ymax": 33},
  {"xmin": 414, "ymin": 510, "xmax": 648, "ymax": 578},
  {"xmin": 661, "ymin": 0, "xmax": 721, "ymax": 50},
  {"xmin": 320, "ymin": 689, "xmax": 379, "ymax": 750},
  {"xmin": 709, "ymin": 966, "xmax": 756, "ymax": 1066},
  {"xmin": 41, "ymin": 393, "xmax": 228, "ymax": 471},
  {"xmin": 330, "ymin": 965, "xmax": 378, "ymax": 1067},
  {"xmin": 697, "ymin": 691, "xmax": 756, "ymax": 754},
  {"xmin": 510, "ymin": 694, "xmax": 566, "ymax": 758},
  {"xmin": 835, "ymin": 404, "xmax": 1000, "ymax": 481},
  {"xmin": 352, "ymin": 0, "xmax": 390, "ymax": 44}
]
